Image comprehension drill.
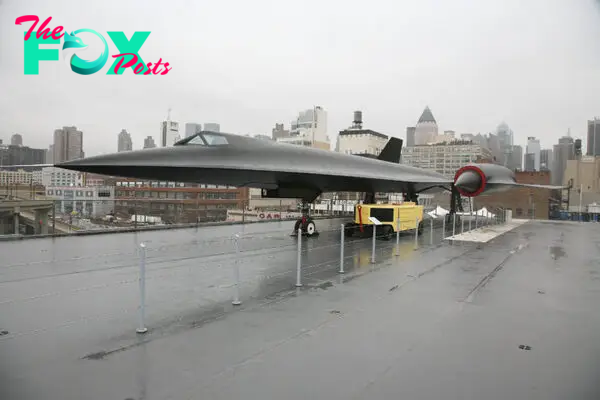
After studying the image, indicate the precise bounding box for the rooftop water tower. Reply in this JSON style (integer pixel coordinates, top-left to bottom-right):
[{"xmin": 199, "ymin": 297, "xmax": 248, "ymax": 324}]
[{"xmin": 352, "ymin": 111, "xmax": 363, "ymax": 129}]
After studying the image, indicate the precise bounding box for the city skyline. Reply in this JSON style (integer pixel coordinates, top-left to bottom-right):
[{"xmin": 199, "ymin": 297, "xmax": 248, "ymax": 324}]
[
  {"xmin": 0, "ymin": 108, "xmax": 588, "ymax": 157},
  {"xmin": 2, "ymin": 0, "xmax": 600, "ymax": 157}
]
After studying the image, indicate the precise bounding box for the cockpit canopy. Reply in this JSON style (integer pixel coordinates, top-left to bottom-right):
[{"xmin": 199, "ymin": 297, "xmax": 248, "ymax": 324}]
[{"xmin": 175, "ymin": 132, "xmax": 230, "ymax": 146}]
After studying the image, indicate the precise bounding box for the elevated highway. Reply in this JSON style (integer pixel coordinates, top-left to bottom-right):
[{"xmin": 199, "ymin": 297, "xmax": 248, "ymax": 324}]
[
  {"xmin": 2, "ymin": 191, "xmax": 76, "ymax": 234},
  {"xmin": 0, "ymin": 199, "xmax": 55, "ymax": 235}
]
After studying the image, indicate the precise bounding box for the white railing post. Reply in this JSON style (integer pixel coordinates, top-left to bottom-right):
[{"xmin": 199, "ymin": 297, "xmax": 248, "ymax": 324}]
[
  {"xmin": 442, "ymin": 215, "xmax": 446, "ymax": 239},
  {"xmin": 396, "ymin": 218, "xmax": 401, "ymax": 256},
  {"xmin": 296, "ymin": 228, "xmax": 302, "ymax": 287},
  {"xmin": 452, "ymin": 213, "xmax": 456, "ymax": 238},
  {"xmin": 339, "ymin": 224, "xmax": 345, "ymax": 273},
  {"xmin": 232, "ymin": 234, "xmax": 242, "ymax": 305},
  {"xmin": 371, "ymin": 224, "xmax": 377, "ymax": 263},
  {"xmin": 414, "ymin": 216, "xmax": 419, "ymax": 249},
  {"xmin": 136, "ymin": 242, "xmax": 148, "ymax": 334},
  {"xmin": 430, "ymin": 217, "xmax": 433, "ymax": 245}
]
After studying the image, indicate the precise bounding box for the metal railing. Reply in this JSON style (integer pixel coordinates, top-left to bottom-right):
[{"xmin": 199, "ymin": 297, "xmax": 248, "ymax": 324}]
[{"xmin": 0, "ymin": 211, "xmax": 510, "ymax": 342}]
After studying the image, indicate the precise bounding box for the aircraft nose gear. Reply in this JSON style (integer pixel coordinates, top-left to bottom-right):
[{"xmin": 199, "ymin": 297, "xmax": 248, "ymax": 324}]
[
  {"xmin": 291, "ymin": 201, "xmax": 319, "ymax": 237},
  {"xmin": 292, "ymin": 217, "xmax": 319, "ymax": 237}
]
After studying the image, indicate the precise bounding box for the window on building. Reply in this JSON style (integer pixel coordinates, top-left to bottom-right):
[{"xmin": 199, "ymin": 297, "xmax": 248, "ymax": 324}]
[{"xmin": 98, "ymin": 190, "xmax": 111, "ymax": 198}]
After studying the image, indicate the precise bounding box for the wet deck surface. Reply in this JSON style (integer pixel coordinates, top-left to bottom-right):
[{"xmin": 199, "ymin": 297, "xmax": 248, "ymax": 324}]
[{"xmin": 1, "ymin": 218, "xmax": 600, "ymax": 399}]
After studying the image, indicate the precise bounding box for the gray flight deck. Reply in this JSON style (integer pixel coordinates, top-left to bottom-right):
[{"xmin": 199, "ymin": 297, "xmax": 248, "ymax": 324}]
[{"xmin": 1, "ymin": 217, "xmax": 600, "ymax": 399}]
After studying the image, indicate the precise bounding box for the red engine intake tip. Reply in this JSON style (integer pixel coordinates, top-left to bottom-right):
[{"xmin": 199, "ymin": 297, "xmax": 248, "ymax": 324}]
[{"xmin": 454, "ymin": 165, "xmax": 486, "ymax": 197}]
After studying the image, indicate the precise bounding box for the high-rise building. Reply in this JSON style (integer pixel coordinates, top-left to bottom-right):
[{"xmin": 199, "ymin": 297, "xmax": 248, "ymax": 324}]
[
  {"xmin": 414, "ymin": 106, "xmax": 438, "ymax": 145},
  {"xmin": 160, "ymin": 120, "xmax": 180, "ymax": 147},
  {"xmin": 507, "ymin": 145, "xmax": 523, "ymax": 171},
  {"xmin": 47, "ymin": 144, "xmax": 54, "ymax": 164},
  {"xmin": 53, "ymin": 126, "xmax": 83, "ymax": 163},
  {"xmin": 276, "ymin": 106, "xmax": 329, "ymax": 150},
  {"xmin": 203, "ymin": 123, "xmax": 220, "ymax": 133},
  {"xmin": 0, "ymin": 144, "xmax": 46, "ymax": 170},
  {"xmin": 575, "ymin": 139, "xmax": 582, "ymax": 157},
  {"xmin": 41, "ymin": 167, "xmax": 84, "ymax": 187},
  {"xmin": 185, "ymin": 123, "xmax": 202, "ymax": 138},
  {"xmin": 540, "ymin": 149, "xmax": 553, "ymax": 172},
  {"xmin": 117, "ymin": 129, "xmax": 132, "ymax": 152},
  {"xmin": 495, "ymin": 122, "xmax": 514, "ymax": 166},
  {"xmin": 524, "ymin": 153, "xmax": 535, "ymax": 172},
  {"xmin": 587, "ymin": 118, "xmax": 600, "ymax": 156},
  {"xmin": 526, "ymin": 136, "xmax": 541, "ymax": 171},
  {"xmin": 563, "ymin": 157, "xmax": 600, "ymax": 194},
  {"xmin": 552, "ymin": 134, "xmax": 576, "ymax": 186},
  {"xmin": 496, "ymin": 122, "xmax": 514, "ymax": 147},
  {"xmin": 402, "ymin": 142, "xmax": 493, "ymax": 178},
  {"xmin": 486, "ymin": 133, "xmax": 503, "ymax": 163},
  {"xmin": 143, "ymin": 136, "xmax": 156, "ymax": 149},
  {"xmin": 11, "ymin": 134, "xmax": 23, "ymax": 146},
  {"xmin": 406, "ymin": 127, "xmax": 416, "ymax": 147}
]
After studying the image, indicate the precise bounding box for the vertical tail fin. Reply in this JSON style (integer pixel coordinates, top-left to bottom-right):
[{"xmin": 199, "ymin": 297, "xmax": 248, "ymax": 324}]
[{"xmin": 377, "ymin": 137, "xmax": 403, "ymax": 164}]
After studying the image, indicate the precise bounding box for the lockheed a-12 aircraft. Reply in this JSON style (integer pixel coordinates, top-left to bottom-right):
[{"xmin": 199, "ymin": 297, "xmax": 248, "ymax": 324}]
[{"xmin": 56, "ymin": 131, "xmax": 567, "ymax": 236}]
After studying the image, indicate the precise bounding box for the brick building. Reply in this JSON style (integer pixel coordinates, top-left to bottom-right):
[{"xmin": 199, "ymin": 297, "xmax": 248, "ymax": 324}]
[
  {"xmin": 473, "ymin": 170, "xmax": 560, "ymax": 219},
  {"xmin": 113, "ymin": 178, "xmax": 249, "ymax": 223}
]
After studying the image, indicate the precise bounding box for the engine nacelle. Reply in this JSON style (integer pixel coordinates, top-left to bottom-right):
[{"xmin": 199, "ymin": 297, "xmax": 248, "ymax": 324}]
[{"xmin": 453, "ymin": 163, "xmax": 517, "ymax": 197}]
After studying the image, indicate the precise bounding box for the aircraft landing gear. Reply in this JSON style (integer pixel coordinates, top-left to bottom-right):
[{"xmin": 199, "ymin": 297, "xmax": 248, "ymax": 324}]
[{"xmin": 291, "ymin": 201, "xmax": 319, "ymax": 237}]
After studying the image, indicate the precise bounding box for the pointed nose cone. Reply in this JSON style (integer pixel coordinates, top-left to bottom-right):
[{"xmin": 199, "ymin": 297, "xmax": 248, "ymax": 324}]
[
  {"xmin": 455, "ymin": 170, "xmax": 481, "ymax": 193},
  {"xmin": 454, "ymin": 166, "xmax": 485, "ymax": 197}
]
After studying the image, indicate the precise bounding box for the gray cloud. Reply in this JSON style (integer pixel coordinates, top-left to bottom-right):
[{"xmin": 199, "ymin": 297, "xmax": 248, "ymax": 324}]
[{"xmin": 1, "ymin": 0, "xmax": 600, "ymax": 156}]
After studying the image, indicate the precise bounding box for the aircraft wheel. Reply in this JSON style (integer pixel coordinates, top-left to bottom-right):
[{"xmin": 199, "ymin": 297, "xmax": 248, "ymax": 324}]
[
  {"xmin": 381, "ymin": 225, "xmax": 393, "ymax": 240},
  {"xmin": 292, "ymin": 219, "xmax": 302, "ymax": 235},
  {"xmin": 304, "ymin": 220, "xmax": 317, "ymax": 236}
]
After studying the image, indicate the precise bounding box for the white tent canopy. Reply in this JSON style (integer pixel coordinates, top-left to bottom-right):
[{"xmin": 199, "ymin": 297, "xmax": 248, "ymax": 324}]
[
  {"xmin": 427, "ymin": 205, "xmax": 495, "ymax": 219},
  {"xmin": 456, "ymin": 207, "xmax": 495, "ymax": 218},
  {"xmin": 427, "ymin": 205, "xmax": 449, "ymax": 218}
]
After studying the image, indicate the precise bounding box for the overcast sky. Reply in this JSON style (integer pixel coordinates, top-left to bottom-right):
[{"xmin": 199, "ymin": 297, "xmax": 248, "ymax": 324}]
[{"xmin": 1, "ymin": 0, "xmax": 600, "ymax": 156}]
